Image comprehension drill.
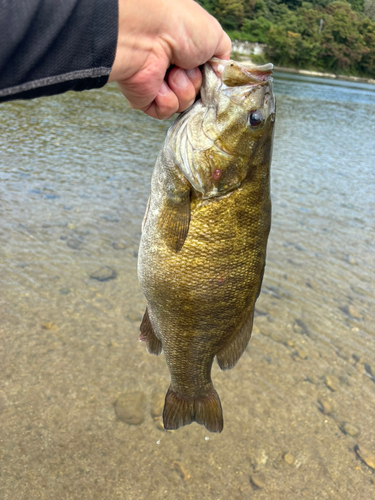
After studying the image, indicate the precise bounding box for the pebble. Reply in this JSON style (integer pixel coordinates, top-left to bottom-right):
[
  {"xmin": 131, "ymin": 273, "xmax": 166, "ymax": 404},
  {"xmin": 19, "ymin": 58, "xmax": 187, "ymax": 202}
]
[
  {"xmin": 90, "ymin": 266, "xmax": 117, "ymax": 282},
  {"xmin": 293, "ymin": 318, "xmax": 310, "ymax": 336},
  {"xmin": 317, "ymin": 398, "xmax": 333, "ymax": 415},
  {"xmin": 172, "ymin": 461, "xmax": 191, "ymax": 481},
  {"xmin": 355, "ymin": 445, "xmax": 375, "ymax": 470},
  {"xmin": 67, "ymin": 223, "xmax": 76, "ymax": 230},
  {"xmin": 114, "ymin": 392, "xmax": 145, "ymax": 425},
  {"xmin": 42, "ymin": 321, "xmax": 58, "ymax": 330},
  {"xmin": 66, "ymin": 237, "xmax": 82, "ymax": 250},
  {"xmin": 340, "ymin": 422, "xmax": 359, "ymax": 437},
  {"xmin": 283, "ymin": 453, "xmax": 295, "ymax": 465},
  {"xmin": 293, "ymin": 348, "xmax": 308, "ymax": 360},
  {"xmin": 151, "ymin": 392, "xmax": 165, "ymax": 419},
  {"xmin": 59, "ymin": 287, "xmax": 71, "ymax": 295},
  {"xmin": 348, "ymin": 304, "xmax": 363, "ymax": 320},
  {"xmin": 112, "ymin": 241, "xmax": 127, "ymax": 250},
  {"xmin": 250, "ymin": 473, "xmax": 266, "ymax": 489},
  {"xmin": 324, "ymin": 375, "xmax": 339, "ymax": 392}
]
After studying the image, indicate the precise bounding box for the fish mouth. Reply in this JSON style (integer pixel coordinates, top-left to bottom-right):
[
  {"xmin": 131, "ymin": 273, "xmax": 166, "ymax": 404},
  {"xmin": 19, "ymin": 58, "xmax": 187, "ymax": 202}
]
[{"xmin": 209, "ymin": 58, "xmax": 273, "ymax": 86}]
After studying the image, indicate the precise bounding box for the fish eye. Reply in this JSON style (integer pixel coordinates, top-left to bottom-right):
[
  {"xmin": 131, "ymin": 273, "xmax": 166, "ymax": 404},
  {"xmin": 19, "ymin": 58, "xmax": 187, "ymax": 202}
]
[{"xmin": 249, "ymin": 110, "xmax": 263, "ymax": 127}]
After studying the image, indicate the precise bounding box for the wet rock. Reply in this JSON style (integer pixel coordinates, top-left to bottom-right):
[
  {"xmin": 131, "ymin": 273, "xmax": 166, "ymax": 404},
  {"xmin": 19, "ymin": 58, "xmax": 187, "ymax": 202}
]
[
  {"xmin": 293, "ymin": 319, "xmax": 310, "ymax": 336},
  {"xmin": 317, "ymin": 398, "xmax": 333, "ymax": 415},
  {"xmin": 66, "ymin": 237, "xmax": 82, "ymax": 250},
  {"xmin": 151, "ymin": 392, "xmax": 165, "ymax": 419},
  {"xmin": 114, "ymin": 392, "xmax": 145, "ymax": 425},
  {"xmin": 42, "ymin": 321, "xmax": 58, "ymax": 330},
  {"xmin": 340, "ymin": 422, "xmax": 359, "ymax": 437},
  {"xmin": 324, "ymin": 375, "xmax": 339, "ymax": 392},
  {"xmin": 112, "ymin": 241, "xmax": 127, "ymax": 250},
  {"xmin": 250, "ymin": 473, "xmax": 266, "ymax": 489},
  {"xmin": 355, "ymin": 445, "xmax": 375, "ymax": 470},
  {"xmin": 283, "ymin": 453, "xmax": 295, "ymax": 466},
  {"xmin": 293, "ymin": 348, "xmax": 308, "ymax": 360},
  {"xmin": 172, "ymin": 461, "xmax": 191, "ymax": 481},
  {"xmin": 59, "ymin": 287, "xmax": 71, "ymax": 295},
  {"xmin": 346, "ymin": 255, "xmax": 357, "ymax": 265},
  {"xmin": 348, "ymin": 304, "xmax": 363, "ymax": 320},
  {"xmin": 340, "ymin": 304, "xmax": 363, "ymax": 320},
  {"xmin": 90, "ymin": 266, "xmax": 117, "ymax": 282},
  {"xmin": 350, "ymin": 284, "xmax": 367, "ymax": 296}
]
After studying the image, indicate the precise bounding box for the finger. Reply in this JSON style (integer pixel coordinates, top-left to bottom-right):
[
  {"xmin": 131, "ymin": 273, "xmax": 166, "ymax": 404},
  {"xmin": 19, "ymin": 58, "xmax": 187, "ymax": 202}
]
[
  {"xmin": 143, "ymin": 81, "xmax": 179, "ymax": 120},
  {"xmin": 214, "ymin": 30, "xmax": 232, "ymax": 61},
  {"xmin": 167, "ymin": 67, "xmax": 201, "ymax": 113}
]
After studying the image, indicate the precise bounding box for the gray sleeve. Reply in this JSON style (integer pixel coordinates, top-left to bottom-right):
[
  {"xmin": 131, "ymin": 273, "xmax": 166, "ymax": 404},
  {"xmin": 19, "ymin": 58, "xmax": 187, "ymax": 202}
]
[{"xmin": 0, "ymin": 0, "xmax": 118, "ymax": 102}]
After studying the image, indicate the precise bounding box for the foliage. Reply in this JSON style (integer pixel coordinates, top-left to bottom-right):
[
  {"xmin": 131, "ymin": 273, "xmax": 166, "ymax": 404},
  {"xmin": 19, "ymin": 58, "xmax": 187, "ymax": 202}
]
[{"xmin": 196, "ymin": 0, "xmax": 375, "ymax": 77}]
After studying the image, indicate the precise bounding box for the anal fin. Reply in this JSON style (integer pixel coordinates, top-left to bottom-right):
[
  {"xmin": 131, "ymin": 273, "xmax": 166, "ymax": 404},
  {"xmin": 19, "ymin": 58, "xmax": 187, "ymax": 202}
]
[
  {"xmin": 139, "ymin": 308, "xmax": 162, "ymax": 355},
  {"xmin": 216, "ymin": 309, "xmax": 254, "ymax": 371}
]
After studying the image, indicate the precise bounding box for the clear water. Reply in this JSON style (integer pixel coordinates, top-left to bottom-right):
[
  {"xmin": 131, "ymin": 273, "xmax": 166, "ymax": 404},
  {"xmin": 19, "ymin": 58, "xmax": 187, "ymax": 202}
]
[{"xmin": 0, "ymin": 74, "xmax": 374, "ymax": 499}]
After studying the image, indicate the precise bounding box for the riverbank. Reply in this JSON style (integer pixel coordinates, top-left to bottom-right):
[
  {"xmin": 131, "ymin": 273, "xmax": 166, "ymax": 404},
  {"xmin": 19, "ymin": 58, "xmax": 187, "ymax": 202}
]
[
  {"xmin": 238, "ymin": 58, "xmax": 375, "ymax": 85},
  {"xmin": 273, "ymin": 66, "xmax": 375, "ymax": 85}
]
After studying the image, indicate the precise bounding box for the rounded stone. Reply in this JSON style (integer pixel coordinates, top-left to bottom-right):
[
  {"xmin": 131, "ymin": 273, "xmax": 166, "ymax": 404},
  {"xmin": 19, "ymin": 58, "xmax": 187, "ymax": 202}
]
[
  {"xmin": 355, "ymin": 445, "xmax": 375, "ymax": 470},
  {"xmin": 114, "ymin": 392, "xmax": 146, "ymax": 425},
  {"xmin": 317, "ymin": 398, "xmax": 333, "ymax": 415},
  {"xmin": 348, "ymin": 304, "xmax": 363, "ymax": 319},
  {"xmin": 340, "ymin": 422, "xmax": 360, "ymax": 437},
  {"xmin": 325, "ymin": 375, "xmax": 339, "ymax": 392},
  {"xmin": 250, "ymin": 473, "xmax": 266, "ymax": 489},
  {"xmin": 90, "ymin": 266, "xmax": 117, "ymax": 282},
  {"xmin": 283, "ymin": 453, "xmax": 295, "ymax": 465}
]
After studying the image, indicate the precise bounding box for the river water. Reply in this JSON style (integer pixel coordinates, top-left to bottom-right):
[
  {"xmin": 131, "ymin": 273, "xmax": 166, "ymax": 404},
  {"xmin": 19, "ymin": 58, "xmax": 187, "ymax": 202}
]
[{"xmin": 0, "ymin": 72, "xmax": 374, "ymax": 499}]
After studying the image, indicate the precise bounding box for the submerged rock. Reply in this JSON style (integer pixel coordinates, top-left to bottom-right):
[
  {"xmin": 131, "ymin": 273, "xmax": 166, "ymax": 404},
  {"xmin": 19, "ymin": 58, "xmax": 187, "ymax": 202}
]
[
  {"xmin": 317, "ymin": 398, "xmax": 333, "ymax": 415},
  {"xmin": 324, "ymin": 375, "xmax": 339, "ymax": 392},
  {"xmin": 340, "ymin": 422, "xmax": 359, "ymax": 437},
  {"xmin": 283, "ymin": 453, "xmax": 295, "ymax": 465},
  {"xmin": 114, "ymin": 392, "xmax": 145, "ymax": 425},
  {"xmin": 250, "ymin": 473, "xmax": 266, "ymax": 489},
  {"xmin": 42, "ymin": 321, "xmax": 58, "ymax": 330},
  {"xmin": 90, "ymin": 266, "xmax": 117, "ymax": 282},
  {"xmin": 355, "ymin": 445, "xmax": 375, "ymax": 470}
]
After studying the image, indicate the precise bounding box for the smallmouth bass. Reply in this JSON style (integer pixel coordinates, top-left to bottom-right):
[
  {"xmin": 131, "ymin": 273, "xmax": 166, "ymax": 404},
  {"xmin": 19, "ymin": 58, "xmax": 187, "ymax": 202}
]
[{"xmin": 138, "ymin": 59, "xmax": 276, "ymax": 432}]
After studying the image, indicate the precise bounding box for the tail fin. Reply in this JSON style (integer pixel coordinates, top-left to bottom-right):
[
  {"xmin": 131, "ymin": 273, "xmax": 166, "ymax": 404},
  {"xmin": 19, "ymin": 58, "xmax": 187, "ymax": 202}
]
[{"xmin": 163, "ymin": 386, "xmax": 223, "ymax": 433}]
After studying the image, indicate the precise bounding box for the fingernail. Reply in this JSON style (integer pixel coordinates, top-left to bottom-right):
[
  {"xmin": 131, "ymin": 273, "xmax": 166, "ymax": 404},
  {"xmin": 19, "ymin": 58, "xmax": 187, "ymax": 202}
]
[
  {"xmin": 172, "ymin": 69, "xmax": 189, "ymax": 88},
  {"xmin": 158, "ymin": 81, "xmax": 169, "ymax": 97},
  {"xmin": 186, "ymin": 68, "xmax": 199, "ymax": 79}
]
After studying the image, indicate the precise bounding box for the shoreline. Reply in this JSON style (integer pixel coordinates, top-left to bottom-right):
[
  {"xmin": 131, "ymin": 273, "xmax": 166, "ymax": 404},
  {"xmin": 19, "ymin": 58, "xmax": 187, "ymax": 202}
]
[
  {"xmin": 273, "ymin": 66, "xmax": 375, "ymax": 85},
  {"xmin": 239, "ymin": 59, "xmax": 375, "ymax": 85}
]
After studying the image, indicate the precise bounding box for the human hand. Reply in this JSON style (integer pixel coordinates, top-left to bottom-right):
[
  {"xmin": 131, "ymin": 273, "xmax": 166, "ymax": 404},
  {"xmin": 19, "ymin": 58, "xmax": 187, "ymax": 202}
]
[{"xmin": 108, "ymin": 0, "xmax": 231, "ymax": 119}]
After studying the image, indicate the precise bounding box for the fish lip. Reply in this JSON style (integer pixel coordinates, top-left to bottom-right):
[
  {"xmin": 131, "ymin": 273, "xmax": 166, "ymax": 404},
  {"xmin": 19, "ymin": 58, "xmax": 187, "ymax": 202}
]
[{"xmin": 208, "ymin": 58, "xmax": 274, "ymax": 85}]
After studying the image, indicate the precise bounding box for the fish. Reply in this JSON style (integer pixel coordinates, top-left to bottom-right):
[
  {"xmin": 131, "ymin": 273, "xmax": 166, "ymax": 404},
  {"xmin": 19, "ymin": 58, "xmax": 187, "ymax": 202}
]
[{"xmin": 137, "ymin": 58, "xmax": 276, "ymax": 433}]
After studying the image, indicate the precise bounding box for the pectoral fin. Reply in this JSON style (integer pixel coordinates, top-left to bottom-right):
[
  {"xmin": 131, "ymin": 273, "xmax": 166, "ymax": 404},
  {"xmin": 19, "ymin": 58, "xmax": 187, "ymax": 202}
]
[{"xmin": 158, "ymin": 189, "xmax": 191, "ymax": 252}]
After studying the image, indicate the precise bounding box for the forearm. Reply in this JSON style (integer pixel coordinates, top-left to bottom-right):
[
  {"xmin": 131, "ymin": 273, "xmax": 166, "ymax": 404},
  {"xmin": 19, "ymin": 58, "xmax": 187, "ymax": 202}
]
[{"xmin": 0, "ymin": 0, "xmax": 118, "ymax": 103}]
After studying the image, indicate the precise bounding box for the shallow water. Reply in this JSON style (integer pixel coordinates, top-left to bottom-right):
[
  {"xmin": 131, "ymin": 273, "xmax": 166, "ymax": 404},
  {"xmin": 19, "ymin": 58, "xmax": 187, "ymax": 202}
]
[{"xmin": 0, "ymin": 75, "xmax": 374, "ymax": 499}]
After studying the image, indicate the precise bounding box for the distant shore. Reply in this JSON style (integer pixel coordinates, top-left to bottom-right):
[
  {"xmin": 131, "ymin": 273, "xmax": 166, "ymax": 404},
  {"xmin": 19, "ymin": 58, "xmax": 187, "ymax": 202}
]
[
  {"xmin": 273, "ymin": 66, "xmax": 375, "ymax": 85},
  {"xmin": 238, "ymin": 59, "xmax": 375, "ymax": 85}
]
